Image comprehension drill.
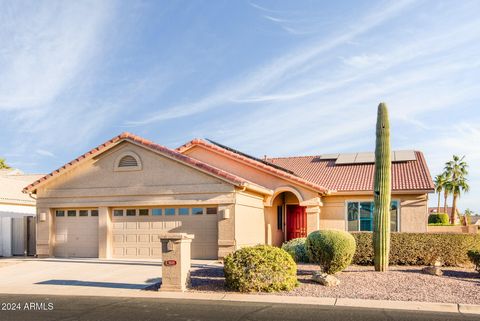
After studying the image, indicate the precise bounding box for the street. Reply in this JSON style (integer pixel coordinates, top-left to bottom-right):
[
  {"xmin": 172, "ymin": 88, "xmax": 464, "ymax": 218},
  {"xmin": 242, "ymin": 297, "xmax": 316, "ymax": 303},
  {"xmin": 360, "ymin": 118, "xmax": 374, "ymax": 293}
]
[{"xmin": 0, "ymin": 294, "xmax": 475, "ymax": 321}]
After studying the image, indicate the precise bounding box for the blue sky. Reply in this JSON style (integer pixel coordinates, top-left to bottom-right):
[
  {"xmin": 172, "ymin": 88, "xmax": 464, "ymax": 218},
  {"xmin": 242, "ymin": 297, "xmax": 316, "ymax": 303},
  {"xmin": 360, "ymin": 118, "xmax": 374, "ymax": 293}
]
[{"xmin": 1, "ymin": 0, "xmax": 480, "ymax": 212}]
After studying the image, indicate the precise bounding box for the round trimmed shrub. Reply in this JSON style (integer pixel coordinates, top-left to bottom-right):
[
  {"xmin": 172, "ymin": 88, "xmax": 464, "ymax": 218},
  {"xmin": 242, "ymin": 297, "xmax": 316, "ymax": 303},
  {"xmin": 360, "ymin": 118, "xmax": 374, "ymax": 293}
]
[
  {"xmin": 224, "ymin": 245, "xmax": 297, "ymax": 292},
  {"xmin": 306, "ymin": 230, "xmax": 356, "ymax": 274},
  {"xmin": 428, "ymin": 213, "xmax": 450, "ymax": 225},
  {"xmin": 282, "ymin": 238, "xmax": 309, "ymax": 263}
]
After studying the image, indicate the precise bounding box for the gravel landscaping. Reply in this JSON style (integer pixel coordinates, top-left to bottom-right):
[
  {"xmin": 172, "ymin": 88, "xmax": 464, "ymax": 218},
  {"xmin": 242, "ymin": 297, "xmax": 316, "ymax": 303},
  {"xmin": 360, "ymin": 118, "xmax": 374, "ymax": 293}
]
[{"xmin": 189, "ymin": 263, "xmax": 480, "ymax": 304}]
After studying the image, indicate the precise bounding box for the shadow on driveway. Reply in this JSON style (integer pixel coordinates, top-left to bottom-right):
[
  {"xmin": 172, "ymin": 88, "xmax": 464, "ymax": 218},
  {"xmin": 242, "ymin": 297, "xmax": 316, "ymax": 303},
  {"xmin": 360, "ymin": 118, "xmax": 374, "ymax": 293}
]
[{"xmin": 35, "ymin": 279, "xmax": 153, "ymax": 290}]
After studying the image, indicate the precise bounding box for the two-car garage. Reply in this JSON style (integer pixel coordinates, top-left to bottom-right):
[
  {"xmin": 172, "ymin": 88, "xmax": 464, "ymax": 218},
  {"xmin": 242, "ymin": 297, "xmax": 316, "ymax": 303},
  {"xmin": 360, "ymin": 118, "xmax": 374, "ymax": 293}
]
[{"xmin": 53, "ymin": 206, "xmax": 219, "ymax": 259}]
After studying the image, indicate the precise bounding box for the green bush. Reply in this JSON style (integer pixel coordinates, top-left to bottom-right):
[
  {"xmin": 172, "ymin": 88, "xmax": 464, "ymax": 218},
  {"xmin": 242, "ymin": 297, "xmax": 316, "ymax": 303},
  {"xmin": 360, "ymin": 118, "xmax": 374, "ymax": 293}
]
[
  {"xmin": 223, "ymin": 245, "xmax": 297, "ymax": 292},
  {"xmin": 428, "ymin": 213, "xmax": 450, "ymax": 225},
  {"xmin": 282, "ymin": 238, "xmax": 309, "ymax": 263},
  {"xmin": 352, "ymin": 232, "xmax": 480, "ymax": 266},
  {"xmin": 305, "ymin": 230, "xmax": 356, "ymax": 274},
  {"xmin": 467, "ymin": 250, "xmax": 480, "ymax": 273}
]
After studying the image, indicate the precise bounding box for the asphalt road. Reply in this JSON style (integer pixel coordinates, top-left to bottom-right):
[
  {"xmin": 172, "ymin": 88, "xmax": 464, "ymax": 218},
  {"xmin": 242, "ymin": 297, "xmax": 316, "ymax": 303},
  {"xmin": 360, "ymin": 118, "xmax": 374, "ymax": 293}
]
[{"xmin": 0, "ymin": 294, "xmax": 476, "ymax": 321}]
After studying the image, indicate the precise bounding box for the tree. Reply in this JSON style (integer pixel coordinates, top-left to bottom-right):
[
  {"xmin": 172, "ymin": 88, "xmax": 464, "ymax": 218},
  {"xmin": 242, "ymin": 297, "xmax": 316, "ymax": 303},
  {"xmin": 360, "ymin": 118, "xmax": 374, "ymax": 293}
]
[
  {"xmin": 373, "ymin": 102, "xmax": 391, "ymax": 272},
  {"xmin": 434, "ymin": 173, "xmax": 448, "ymax": 213},
  {"xmin": 0, "ymin": 158, "xmax": 11, "ymax": 169},
  {"xmin": 444, "ymin": 155, "xmax": 469, "ymax": 225}
]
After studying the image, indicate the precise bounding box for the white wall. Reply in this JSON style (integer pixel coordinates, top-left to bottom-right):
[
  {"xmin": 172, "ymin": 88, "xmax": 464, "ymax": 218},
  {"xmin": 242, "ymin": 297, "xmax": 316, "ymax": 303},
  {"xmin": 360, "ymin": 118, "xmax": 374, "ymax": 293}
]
[{"xmin": 0, "ymin": 217, "xmax": 12, "ymax": 257}]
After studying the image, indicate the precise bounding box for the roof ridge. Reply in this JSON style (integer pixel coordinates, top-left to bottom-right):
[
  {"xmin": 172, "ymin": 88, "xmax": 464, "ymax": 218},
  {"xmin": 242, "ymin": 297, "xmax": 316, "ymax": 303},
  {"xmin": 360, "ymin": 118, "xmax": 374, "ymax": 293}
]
[{"xmin": 23, "ymin": 133, "xmax": 261, "ymax": 193}]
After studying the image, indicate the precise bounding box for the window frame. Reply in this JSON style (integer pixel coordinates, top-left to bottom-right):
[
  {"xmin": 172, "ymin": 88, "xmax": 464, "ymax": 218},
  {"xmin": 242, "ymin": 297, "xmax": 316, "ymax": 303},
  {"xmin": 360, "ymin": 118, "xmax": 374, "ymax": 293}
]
[
  {"xmin": 79, "ymin": 210, "xmax": 89, "ymax": 217},
  {"xmin": 192, "ymin": 207, "xmax": 204, "ymax": 215},
  {"xmin": 178, "ymin": 208, "xmax": 190, "ymax": 216},
  {"xmin": 165, "ymin": 208, "xmax": 176, "ymax": 216},
  {"xmin": 344, "ymin": 199, "xmax": 400, "ymax": 232}
]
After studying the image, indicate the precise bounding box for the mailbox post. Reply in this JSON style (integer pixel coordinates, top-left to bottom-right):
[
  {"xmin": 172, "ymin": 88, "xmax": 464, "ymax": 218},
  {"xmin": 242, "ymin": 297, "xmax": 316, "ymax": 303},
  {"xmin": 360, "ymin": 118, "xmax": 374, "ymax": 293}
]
[{"xmin": 160, "ymin": 233, "xmax": 194, "ymax": 292}]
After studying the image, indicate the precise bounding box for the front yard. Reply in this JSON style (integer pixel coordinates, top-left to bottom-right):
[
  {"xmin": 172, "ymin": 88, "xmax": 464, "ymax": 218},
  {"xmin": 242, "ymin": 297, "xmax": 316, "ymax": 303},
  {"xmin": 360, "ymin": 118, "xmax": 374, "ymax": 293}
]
[{"xmin": 190, "ymin": 263, "xmax": 480, "ymax": 304}]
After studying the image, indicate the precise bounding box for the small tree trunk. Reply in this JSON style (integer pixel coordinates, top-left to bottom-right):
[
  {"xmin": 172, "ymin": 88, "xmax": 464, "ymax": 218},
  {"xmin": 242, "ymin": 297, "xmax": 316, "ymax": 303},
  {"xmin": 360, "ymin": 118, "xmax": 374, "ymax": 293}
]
[
  {"xmin": 451, "ymin": 195, "xmax": 458, "ymax": 225},
  {"xmin": 443, "ymin": 192, "xmax": 448, "ymax": 214},
  {"xmin": 437, "ymin": 192, "xmax": 441, "ymax": 213}
]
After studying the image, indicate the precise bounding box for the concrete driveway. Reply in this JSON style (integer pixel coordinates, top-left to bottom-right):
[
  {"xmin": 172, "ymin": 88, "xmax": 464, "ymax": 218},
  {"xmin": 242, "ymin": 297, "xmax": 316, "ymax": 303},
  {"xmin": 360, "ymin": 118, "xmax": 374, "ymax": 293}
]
[{"xmin": 0, "ymin": 257, "xmax": 219, "ymax": 297}]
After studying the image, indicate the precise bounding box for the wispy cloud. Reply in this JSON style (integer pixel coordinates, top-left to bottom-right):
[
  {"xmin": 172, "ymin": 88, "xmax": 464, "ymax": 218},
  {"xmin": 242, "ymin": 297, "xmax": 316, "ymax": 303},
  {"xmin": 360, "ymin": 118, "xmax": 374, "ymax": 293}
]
[
  {"xmin": 36, "ymin": 149, "xmax": 55, "ymax": 158},
  {"xmin": 128, "ymin": 0, "xmax": 416, "ymax": 125}
]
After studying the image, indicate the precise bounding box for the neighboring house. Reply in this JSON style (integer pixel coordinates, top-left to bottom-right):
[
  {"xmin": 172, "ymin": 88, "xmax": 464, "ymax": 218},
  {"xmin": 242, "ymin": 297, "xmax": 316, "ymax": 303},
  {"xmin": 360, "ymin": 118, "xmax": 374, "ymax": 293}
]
[
  {"xmin": 428, "ymin": 207, "xmax": 461, "ymax": 224},
  {"xmin": 471, "ymin": 216, "xmax": 480, "ymax": 226},
  {"xmin": 24, "ymin": 133, "xmax": 434, "ymax": 260},
  {"xmin": 0, "ymin": 170, "xmax": 43, "ymax": 257}
]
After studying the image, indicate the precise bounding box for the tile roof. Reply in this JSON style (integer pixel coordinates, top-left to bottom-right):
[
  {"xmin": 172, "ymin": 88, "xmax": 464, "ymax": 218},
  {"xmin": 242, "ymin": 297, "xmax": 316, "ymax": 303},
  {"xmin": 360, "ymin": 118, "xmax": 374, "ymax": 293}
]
[
  {"xmin": 23, "ymin": 132, "xmax": 263, "ymax": 193},
  {"xmin": 266, "ymin": 151, "xmax": 434, "ymax": 192},
  {"xmin": 177, "ymin": 139, "xmax": 330, "ymax": 194}
]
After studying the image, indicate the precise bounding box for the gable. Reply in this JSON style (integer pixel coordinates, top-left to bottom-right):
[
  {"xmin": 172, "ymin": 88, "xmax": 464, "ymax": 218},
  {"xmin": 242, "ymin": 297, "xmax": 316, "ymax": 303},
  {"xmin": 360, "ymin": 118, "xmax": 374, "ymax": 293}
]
[
  {"xmin": 181, "ymin": 145, "xmax": 320, "ymax": 201},
  {"xmin": 36, "ymin": 142, "xmax": 235, "ymax": 198}
]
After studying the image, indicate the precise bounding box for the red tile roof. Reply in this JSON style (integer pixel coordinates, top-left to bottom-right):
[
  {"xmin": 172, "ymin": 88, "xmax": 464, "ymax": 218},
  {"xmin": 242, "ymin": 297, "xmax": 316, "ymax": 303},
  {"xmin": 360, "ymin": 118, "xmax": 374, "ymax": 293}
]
[
  {"xmin": 177, "ymin": 139, "xmax": 330, "ymax": 194},
  {"xmin": 23, "ymin": 132, "xmax": 258, "ymax": 193},
  {"xmin": 266, "ymin": 151, "xmax": 434, "ymax": 192}
]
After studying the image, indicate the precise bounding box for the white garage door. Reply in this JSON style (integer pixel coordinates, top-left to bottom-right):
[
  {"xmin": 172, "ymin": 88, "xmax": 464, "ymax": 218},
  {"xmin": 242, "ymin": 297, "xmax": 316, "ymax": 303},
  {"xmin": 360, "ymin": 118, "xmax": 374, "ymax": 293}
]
[
  {"xmin": 54, "ymin": 209, "xmax": 99, "ymax": 258},
  {"xmin": 112, "ymin": 207, "xmax": 218, "ymax": 259}
]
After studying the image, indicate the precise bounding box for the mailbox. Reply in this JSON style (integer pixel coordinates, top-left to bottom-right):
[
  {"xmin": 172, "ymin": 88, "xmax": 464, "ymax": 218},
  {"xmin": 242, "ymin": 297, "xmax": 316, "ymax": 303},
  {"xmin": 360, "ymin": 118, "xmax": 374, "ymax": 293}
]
[{"xmin": 159, "ymin": 233, "xmax": 194, "ymax": 292}]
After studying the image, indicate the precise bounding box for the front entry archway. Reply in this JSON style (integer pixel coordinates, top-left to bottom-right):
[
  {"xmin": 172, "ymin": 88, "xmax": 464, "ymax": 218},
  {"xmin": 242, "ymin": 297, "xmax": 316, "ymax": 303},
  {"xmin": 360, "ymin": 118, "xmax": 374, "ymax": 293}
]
[{"xmin": 286, "ymin": 205, "xmax": 307, "ymax": 240}]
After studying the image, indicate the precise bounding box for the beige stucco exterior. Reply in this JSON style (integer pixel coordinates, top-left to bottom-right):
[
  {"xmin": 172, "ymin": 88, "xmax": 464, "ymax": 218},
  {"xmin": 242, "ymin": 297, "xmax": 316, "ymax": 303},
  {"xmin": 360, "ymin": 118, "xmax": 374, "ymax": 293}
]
[{"xmin": 32, "ymin": 137, "xmax": 432, "ymax": 260}]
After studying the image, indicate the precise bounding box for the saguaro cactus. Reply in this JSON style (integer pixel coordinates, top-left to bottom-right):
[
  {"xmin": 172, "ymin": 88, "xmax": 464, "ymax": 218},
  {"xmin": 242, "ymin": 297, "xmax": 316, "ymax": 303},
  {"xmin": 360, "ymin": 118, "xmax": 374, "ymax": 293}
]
[{"xmin": 373, "ymin": 102, "xmax": 391, "ymax": 272}]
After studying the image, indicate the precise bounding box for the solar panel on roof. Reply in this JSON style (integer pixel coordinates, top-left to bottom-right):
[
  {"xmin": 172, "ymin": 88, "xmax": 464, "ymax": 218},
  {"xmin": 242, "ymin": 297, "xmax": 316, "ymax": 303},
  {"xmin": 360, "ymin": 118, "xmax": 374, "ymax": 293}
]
[
  {"xmin": 335, "ymin": 153, "xmax": 357, "ymax": 164},
  {"xmin": 394, "ymin": 150, "xmax": 416, "ymax": 162},
  {"xmin": 319, "ymin": 153, "xmax": 339, "ymax": 160}
]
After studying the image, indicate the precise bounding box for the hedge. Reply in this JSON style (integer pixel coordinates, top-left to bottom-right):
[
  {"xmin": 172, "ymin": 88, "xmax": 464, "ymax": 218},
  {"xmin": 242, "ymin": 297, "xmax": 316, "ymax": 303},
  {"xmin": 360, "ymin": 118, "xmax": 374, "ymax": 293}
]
[
  {"xmin": 428, "ymin": 213, "xmax": 450, "ymax": 225},
  {"xmin": 352, "ymin": 232, "xmax": 480, "ymax": 266},
  {"xmin": 467, "ymin": 250, "xmax": 480, "ymax": 273}
]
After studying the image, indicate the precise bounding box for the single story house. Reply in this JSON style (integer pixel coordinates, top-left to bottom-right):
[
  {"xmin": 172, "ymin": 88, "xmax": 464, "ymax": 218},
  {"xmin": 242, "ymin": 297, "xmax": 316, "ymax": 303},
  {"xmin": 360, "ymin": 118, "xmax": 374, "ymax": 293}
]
[
  {"xmin": 24, "ymin": 132, "xmax": 434, "ymax": 259},
  {"xmin": 1, "ymin": 170, "xmax": 42, "ymax": 257}
]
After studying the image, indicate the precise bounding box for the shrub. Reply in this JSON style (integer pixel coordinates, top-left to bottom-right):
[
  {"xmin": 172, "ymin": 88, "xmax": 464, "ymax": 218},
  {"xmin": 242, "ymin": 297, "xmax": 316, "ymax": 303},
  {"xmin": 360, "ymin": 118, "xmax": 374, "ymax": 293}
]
[
  {"xmin": 282, "ymin": 238, "xmax": 309, "ymax": 263},
  {"xmin": 223, "ymin": 245, "xmax": 297, "ymax": 292},
  {"xmin": 352, "ymin": 232, "xmax": 480, "ymax": 266},
  {"xmin": 467, "ymin": 250, "xmax": 480, "ymax": 273},
  {"xmin": 428, "ymin": 213, "xmax": 450, "ymax": 225},
  {"xmin": 305, "ymin": 230, "xmax": 356, "ymax": 274}
]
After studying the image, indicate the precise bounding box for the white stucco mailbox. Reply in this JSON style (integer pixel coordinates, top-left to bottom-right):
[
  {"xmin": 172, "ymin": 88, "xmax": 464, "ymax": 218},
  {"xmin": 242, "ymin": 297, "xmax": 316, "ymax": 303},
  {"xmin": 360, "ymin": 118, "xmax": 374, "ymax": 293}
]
[{"xmin": 160, "ymin": 233, "xmax": 194, "ymax": 292}]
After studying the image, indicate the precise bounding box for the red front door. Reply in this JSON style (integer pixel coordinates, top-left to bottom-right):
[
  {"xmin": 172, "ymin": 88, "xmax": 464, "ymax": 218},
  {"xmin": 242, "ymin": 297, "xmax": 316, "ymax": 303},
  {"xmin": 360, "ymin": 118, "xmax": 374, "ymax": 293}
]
[{"xmin": 287, "ymin": 205, "xmax": 307, "ymax": 241}]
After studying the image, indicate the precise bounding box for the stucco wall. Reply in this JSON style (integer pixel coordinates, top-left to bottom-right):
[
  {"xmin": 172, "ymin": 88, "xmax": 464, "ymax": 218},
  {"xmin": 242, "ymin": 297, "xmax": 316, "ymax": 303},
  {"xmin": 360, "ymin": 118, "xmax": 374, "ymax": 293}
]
[
  {"xmin": 183, "ymin": 146, "xmax": 320, "ymax": 202},
  {"xmin": 234, "ymin": 190, "xmax": 265, "ymax": 248},
  {"xmin": 320, "ymin": 193, "xmax": 429, "ymax": 232}
]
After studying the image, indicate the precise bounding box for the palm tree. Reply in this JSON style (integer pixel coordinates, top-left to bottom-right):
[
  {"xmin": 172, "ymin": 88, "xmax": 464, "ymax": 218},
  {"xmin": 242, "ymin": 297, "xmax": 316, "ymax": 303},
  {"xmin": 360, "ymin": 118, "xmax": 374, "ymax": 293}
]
[
  {"xmin": 444, "ymin": 155, "xmax": 469, "ymax": 224},
  {"xmin": 434, "ymin": 174, "xmax": 448, "ymax": 213},
  {"xmin": 0, "ymin": 158, "xmax": 11, "ymax": 169}
]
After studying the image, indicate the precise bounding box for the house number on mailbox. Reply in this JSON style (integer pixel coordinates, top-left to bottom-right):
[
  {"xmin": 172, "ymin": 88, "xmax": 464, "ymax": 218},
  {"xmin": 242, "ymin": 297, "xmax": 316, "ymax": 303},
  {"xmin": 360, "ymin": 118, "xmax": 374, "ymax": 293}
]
[{"xmin": 164, "ymin": 260, "xmax": 177, "ymax": 266}]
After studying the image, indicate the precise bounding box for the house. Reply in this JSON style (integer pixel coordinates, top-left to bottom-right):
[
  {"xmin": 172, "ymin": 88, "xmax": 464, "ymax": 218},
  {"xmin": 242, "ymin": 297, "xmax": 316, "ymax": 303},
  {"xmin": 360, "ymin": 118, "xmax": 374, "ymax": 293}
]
[
  {"xmin": 24, "ymin": 132, "xmax": 434, "ymax": 260},
  {"xmin": 1, "ymin": 170, "xmax": 42, "ymax": 257},
  {"xmin": 428, "ymin": 207, "xmax": 461, "ymax": 216}
]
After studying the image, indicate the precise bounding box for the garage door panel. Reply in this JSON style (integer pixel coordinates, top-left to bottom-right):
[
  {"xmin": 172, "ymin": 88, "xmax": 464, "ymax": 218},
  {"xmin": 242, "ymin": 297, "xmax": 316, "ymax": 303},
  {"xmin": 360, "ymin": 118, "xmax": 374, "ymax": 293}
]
[
  {"xmin": 112, "ymin": 213, "xmax": 218, "ymax": 259},
  {"xmin": 54, "ymin": 216, "xmax": 98, "ymax": 258}
]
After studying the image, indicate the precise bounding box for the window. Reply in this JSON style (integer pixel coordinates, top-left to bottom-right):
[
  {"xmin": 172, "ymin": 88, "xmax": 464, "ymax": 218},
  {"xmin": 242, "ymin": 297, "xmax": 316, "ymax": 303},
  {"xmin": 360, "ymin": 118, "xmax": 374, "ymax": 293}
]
[
  {"xmin": 277, "ymin": 206, "xmax": 283, "ymax": 230},
  {"xmin": 126, "ymin": 209, "xmax": 136, "ymax": 216},
  {"xmin": 67, "ymin": 210, "xmax": 76, "ymax": 217},
  {"xmin": 114, "ymin": 152, "xmax": 142, "ymax": 171},
  {"xmin": 152, "ymin": 208, "xmax": 162, "ymax": 216},
  {"xmin": 206, "ymin": 207, "xmax": 218, "ymax": 215},
  {"xmin": 90, "ymin": 210, "xmax": 99, "ymax": 217},
  {"xmin": 165, "ymin": 208, "xmax": 175, "ymax": 216},
  {"xmin": 56, "ymin": 210, "xmax": 65, "ymax": 217},
  {"xmin": 79, "ymin": 210, "xmax": 88, "ymax": 217},
  {"xmin": 192, "ymin": 208, "xmax": 203, "ymax": 215},
  {"xmin": 347, "ymin": 201, "xmax": 399, "ymax": 232},
  {"xmin": 179, "ymin": 208, "xmax": 189, "ymax": 215},
  {"xmin": 113, "ymin": 209, "xmax": 124, "ymax": 217},
  {"xmin": 139, "ymin": 209, "xmax": 149, "ymax": 216}
]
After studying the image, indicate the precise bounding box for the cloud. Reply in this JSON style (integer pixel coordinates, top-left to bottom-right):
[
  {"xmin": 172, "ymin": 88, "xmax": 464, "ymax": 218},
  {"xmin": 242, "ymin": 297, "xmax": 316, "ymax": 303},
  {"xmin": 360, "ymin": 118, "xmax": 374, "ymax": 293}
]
[
  {"xmin": 128, "ymin": 0, "xmax": 416, "ymax": 125},
  {"xmin": 36, "ymin": 149, "xmax": 55, "ymax": 158}
]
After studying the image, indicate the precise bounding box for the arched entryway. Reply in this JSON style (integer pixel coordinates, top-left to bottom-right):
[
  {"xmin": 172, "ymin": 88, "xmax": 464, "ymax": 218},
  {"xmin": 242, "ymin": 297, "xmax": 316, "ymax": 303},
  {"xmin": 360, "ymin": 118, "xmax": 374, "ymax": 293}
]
[{"xmin": 265, "ymin": 189, "xmax": 307, "ymax": 247}]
